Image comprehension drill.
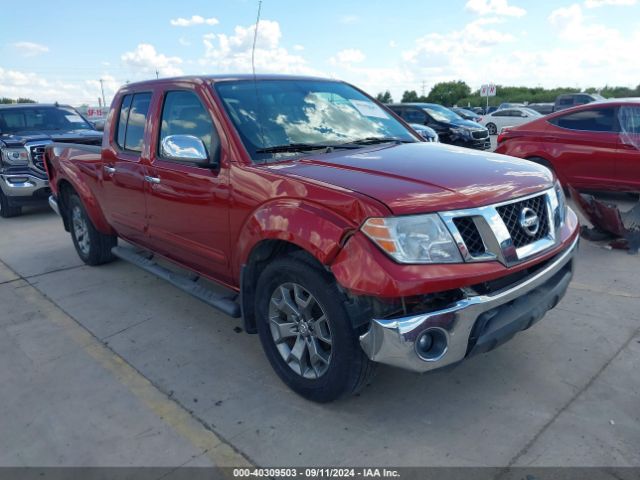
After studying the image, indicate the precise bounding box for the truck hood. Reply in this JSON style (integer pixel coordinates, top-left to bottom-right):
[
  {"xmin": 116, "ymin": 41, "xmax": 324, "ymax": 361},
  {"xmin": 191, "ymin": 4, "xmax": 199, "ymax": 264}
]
[
  {"xmin": 0, "ymin": 130, "xmax": 102, "ymax": 148},
  {"xmin": 264, "ymin": 142, "xmax": 553, "ymax": 215}
]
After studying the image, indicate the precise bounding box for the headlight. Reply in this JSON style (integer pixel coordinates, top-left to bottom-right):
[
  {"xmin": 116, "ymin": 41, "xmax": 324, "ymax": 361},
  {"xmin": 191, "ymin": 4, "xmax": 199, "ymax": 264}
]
[
  {"xmin": 1, "ymin": 147, "xmax": 29, "ymax": 166},
  {"xmin": 451, "ymin": 127, "xmax": 471, "ymax": 139},
  {"xmin": 554, "ymin": 180, "xmax": 567, "ymax": 227},
  {"xmin": 362, "ymin": 214, "xmax": 463, "ymax": 264}
]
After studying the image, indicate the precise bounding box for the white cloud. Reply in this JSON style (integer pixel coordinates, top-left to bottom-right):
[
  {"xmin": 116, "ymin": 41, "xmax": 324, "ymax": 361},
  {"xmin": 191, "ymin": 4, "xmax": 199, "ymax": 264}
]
[
  {"xmin": 584, "ymin": 0, "xmax": 636, "ymax": 6},
  {"xmin": 549, "ymin": 3, "xmax": 616, "ymax": 41},
  {"xmin": 465, "ymin": 0, "xmax": 526, "ymax": 17},
  {"xmin": 389, "ymin": 40, "xmax": 398, "ymax": 48},
  {"xmin": 330, "ymin": 49, "xmax": 366, "ymax": 65},
  {"xmin": 121, "ymin": 43, "xmax": 183, "ymax": 77},
  {"xmin": 293, "ymin": 44, "xmax": 305, "ymax": 51},
  {"xmin": 338, "ymin": 14, "xmax": 360, "ymax": 24},
  {"xmin": 13, "ymin": 41, "xmax": 49, "ymax": 57},
  {"xmin": 178, "ymin": 37, "xmax": 191, "ymax": 46},
  {"xmin": 200, "ymin": 20, "xmax": 319, "ymax": 76},
  {"xmin": 0, "ymin": 67, "xmax": 121, "ymax": 104},
  {"xmin": 170, "ymin": 15, "xmax": 219, "ymax": 27}
]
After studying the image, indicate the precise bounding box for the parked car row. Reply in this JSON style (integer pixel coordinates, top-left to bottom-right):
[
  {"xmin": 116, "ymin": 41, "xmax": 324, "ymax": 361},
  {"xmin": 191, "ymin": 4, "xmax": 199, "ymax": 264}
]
[{"xmin": 389, "ymin": 103, "xmax": 491, "ymax": 150}]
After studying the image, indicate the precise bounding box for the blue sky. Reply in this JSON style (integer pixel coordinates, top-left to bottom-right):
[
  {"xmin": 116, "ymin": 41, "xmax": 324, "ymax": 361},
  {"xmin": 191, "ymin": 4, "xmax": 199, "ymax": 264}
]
[{"xmin": 1, "ymin": 0, "xmax": 639, "ymax": 105}]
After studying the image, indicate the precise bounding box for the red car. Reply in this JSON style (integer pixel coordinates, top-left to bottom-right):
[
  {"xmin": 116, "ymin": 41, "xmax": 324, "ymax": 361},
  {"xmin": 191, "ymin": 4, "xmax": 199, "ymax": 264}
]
[
  {"xmin": 495, "ymin": 99, "xmax": 640, "ymax": 191},
  {"xmin": 45, "ymin": 75, "xmax": 578, "ymax": 402}
]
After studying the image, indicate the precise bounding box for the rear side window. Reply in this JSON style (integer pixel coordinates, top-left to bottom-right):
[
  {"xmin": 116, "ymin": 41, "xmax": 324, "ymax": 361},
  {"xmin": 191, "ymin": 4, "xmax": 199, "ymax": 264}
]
[
  {"xmin": 159, "ymin": 91, "xmax": 216, "ymax": 158},
  {"xmin": 116, "ymin": 95, "xmax": 133, "ymax": 148},
  {"xmin": 115, "ymin": 92, "xmax": 152, "ymax": 152},
  {"xmin": 550, "ymin": 108, "xmax": 617, "ymax": 132}
]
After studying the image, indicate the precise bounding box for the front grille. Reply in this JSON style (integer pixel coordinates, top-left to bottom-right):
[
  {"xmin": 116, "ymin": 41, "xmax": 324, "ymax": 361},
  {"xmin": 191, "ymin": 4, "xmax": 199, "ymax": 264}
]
[
  {"xmin": 29, "ymin": 145, "xmax": 47, "ymax": 172},
  {"xmin": 497, "ymin": 195, "xmax": 549, "ymax": 248},
  {"xmin": 453, "ymin": 217, "xmax": 486, "ymax": 256},
  {"xmin": 472, "ymin": 129, "xmax": 489, "ymax": 139}
]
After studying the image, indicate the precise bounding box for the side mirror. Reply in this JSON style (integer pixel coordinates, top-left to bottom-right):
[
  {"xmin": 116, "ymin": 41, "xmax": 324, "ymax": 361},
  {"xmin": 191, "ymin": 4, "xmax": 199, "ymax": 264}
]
[{"xmin": 160, "ymin": 135, "xmax": 211, "ymax": 166}]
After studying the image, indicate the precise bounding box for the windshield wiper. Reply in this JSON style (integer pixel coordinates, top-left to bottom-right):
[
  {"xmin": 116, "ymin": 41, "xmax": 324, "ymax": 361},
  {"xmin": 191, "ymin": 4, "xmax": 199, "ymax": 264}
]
[
  {"xmin": 255, "ymin": 143, "xmax": 360, "ymax": 154},
  {"xmin": 339, "ymin": 137, "xmax": 415, "ymax": 147}
]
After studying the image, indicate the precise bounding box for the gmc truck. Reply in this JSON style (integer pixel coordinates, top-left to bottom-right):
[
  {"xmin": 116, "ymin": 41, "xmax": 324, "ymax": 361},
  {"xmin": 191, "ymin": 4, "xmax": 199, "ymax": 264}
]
[
  {"xmin": 45, "ymin": 75, "xmax": 580, "ymax": 402},
  {"xmin": 0, "ymin": 103, "xmax": 102, "ymax": 217}
]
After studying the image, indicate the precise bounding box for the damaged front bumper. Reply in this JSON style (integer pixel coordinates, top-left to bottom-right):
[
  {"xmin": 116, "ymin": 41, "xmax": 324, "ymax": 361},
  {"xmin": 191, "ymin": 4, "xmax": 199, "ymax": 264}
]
[{"xmin": 359, "ymin": 235, "xmax": 579, "ymax": 373}]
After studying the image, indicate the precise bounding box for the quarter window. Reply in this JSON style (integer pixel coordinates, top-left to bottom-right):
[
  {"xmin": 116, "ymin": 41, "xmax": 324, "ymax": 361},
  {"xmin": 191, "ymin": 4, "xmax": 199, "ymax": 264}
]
[
  {"xmin": 125, "ymin": 93, "xmax": 152, "ymax": 152},
  {"xmin": 550, "ymin": 108, "xmax": 617, "ymax": 132},
  {"xmin": 115, "ymin": 92, "xmax": 152, "ymax": 152},
  {"xmin": 159, "ymin": 91, "xmax": 217, "ymax": 159}
]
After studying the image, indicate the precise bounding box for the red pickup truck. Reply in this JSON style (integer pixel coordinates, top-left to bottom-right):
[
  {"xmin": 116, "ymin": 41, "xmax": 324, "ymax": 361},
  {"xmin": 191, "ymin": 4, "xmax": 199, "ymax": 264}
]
[{"xmin": 45, "ymin": 75, "xmax": 579, "ymax": 402}]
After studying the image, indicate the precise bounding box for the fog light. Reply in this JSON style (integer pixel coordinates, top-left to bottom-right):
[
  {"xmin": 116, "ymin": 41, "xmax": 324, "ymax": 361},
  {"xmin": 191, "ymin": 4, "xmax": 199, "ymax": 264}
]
[
  {"xmin": 9, "ymin": 177, "xmax": 29, "ymax": 184},
  {"xmin": 415, "ymin": 328, "xmax": 448, "ymax": 362}
]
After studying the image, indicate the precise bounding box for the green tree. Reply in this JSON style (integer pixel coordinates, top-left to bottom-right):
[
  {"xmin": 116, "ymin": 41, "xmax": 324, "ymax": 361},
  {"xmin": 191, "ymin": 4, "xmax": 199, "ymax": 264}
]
[
  {"xmin": 375, "ymin": 90, "xmax": 393, "ymax": 104},
  {"xmin": 401, "ymin": 90, "xmax": 420, "ymax": 102},
  {"xmin": 16, "ymin": 97, "xmax": 36, "ymax": 103},
  {"xmin": 0, "ymin": 97, "xmax": 14, "ymax": 104},
  {"xmin": 426, "ymin": 81, "xmax": 471, "ymax": 106}
]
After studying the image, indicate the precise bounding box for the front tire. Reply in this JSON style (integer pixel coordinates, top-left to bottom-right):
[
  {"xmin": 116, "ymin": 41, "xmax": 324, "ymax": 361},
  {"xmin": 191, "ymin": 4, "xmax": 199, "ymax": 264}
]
[
  {"xmin": 68, "ymin": 193, "xmax": 117, "ymax": 265},
  {"xmin": 486, "ymin": 122, "xmax": 497, "ymax": 135},
  {"xmin": 255, "ymin": 256, "xmax": 375, "ymax": 402},
  {"xmin": 0, "ymin": 190, "xmax": 22, "ymax": 218}
]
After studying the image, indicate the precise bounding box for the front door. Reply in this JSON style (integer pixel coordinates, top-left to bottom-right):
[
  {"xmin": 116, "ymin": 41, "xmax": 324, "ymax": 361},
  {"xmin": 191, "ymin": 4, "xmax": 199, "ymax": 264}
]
[{"xmin": 144, "ymin": 88, "xmax": 232, "ymax": 283}]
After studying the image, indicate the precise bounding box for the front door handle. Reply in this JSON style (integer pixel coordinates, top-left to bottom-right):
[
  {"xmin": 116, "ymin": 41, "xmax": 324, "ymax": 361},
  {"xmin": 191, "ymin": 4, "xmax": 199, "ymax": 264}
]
[
  {"xmin": 103, "ymin": 165, "xmax": 116, "ymax": 175},
  {"xmin": 144, "ymin": 175, "xmax": 161, "ymax": 184}
]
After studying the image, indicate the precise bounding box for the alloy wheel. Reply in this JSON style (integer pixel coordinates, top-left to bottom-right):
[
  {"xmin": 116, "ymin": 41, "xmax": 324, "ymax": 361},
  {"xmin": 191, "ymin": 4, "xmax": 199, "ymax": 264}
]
[
  {"xmin": 268, "ymin": 282, "xmax": 333, "ymax": 379},
  {"xmin": 71, "ymin": 206, "xmax": 91, "ymax": 255}
]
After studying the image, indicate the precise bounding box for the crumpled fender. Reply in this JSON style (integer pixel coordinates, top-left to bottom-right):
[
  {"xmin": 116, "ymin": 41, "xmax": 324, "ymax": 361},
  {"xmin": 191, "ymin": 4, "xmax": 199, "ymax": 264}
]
[{"xmin": 234, "ymin": 198, "xmax": 355, "ymax": 275}]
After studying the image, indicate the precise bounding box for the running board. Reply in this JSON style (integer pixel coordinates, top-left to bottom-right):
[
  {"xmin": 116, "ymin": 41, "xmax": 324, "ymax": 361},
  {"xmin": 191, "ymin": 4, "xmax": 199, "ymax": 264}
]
[{"xmin": 111, "ymin": 246, "xmax": 241, "ymax": 318}]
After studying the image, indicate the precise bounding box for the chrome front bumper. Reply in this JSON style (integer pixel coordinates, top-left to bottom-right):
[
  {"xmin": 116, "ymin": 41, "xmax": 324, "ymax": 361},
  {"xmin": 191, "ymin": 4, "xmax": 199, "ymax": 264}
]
[
  {"xmin": 0, "ymin": 172, "xmax": 49, "ymax": 197},
  {"xmin": 359, "ymin": 236, "xmax": 579, "ymax": 373}
]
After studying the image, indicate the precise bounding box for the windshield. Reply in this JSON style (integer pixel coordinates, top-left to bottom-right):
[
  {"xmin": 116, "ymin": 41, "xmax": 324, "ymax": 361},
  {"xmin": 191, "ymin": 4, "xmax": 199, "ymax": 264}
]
[
  {"xmin": 214, "ymin": 79, "xmax": 416, "ymax": 162},
  {"xmin": 422, "ymin": 105, "xmax": 463, "ymax": 123},
  {"xmin": 0, "ymin": 106, "xmax": 93, "ymax": 134}
]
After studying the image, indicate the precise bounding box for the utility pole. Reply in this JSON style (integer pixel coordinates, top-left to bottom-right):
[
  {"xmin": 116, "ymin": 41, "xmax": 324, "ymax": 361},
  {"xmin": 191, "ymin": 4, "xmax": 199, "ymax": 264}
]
[
  {"xmin": 421, "ymin": 80, "xmax": 427, "ymax": 98},
  {"xmin": 99, "ymin": 79, "xmax": 106, "ymax": 108},
  {"xmin": 156, "ymin": 69, "xmax": 159, "ymax": 79}
]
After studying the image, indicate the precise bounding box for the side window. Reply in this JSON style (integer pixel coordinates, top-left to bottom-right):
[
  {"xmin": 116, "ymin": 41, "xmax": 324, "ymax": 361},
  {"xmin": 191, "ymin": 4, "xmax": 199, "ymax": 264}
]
[
  {"xmin": 116, "ymin": 95, "xmax": 133, "ymax": 149},
  {"xmin": 115, "ymin": 92, "xmax": 151, "ymax": 152},
  {"xmin": 159, "ymin": 90, "xmax": 216, "ymax": 160},
  {"xmin": 124, "ymin": 93, "xmax": 152, "ymax": 152},
  {"xmin": 403, "ymin": 109, "xmax": 427, "ymax": 124},
  {"xmin": 550, "ymin": 108, "xmax": 617, "ymax": 132},
  {"xmin": 557, "ymin": 97, "xmax": 573, "ymax": 108},
  {"xmin": 493, "ymin": 110, "xmax": 509, "ymax": 117}
]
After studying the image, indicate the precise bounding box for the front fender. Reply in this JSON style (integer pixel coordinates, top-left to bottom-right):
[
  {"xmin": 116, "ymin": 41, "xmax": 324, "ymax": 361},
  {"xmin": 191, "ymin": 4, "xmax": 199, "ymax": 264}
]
[{"xmin": 234, "ymin": 199, "xmax": 355, "ymax": 275}]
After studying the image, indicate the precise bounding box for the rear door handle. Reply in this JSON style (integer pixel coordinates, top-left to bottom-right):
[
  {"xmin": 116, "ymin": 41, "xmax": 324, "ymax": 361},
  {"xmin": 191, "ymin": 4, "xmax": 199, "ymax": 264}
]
[
  {"xmin": 144, "ymin": 175, "xmax": 161, "ymax": 184},
  {"xmin": 103, "ymin": 165, "xmax": 116, "ymax": 175}
]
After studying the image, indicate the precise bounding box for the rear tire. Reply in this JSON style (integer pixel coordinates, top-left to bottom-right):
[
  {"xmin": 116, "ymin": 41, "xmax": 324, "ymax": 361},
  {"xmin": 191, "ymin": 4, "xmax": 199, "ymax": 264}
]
[
  {"xmin": 255, "ymin": 255, "xmax": 375, "ymax": 402},
  {"xmin": 68, "ymin": 193, "xmax": 117, "ymax": 265},
  {"xmin": 486, "ymin": 123, "xmax": 497, "ymax": 135},
  {"xmin": 0, "ymin": 190, "xmax": 22, "ymax": 218}
]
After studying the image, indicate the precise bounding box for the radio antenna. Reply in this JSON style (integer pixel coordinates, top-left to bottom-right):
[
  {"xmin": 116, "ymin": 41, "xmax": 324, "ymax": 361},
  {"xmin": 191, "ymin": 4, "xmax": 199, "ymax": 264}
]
[
  {"xmin": 251, "ymin": 0, "xmax": 262, "ymax": 77},
  {"xmin": 251, "ymin": 0, "xmax": 267, "ymax": 156}
]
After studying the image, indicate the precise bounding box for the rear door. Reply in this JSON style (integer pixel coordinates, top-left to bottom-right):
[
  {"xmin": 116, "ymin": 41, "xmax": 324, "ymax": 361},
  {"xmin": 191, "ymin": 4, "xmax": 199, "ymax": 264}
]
[
  {"xmin": 545, "ymin": 106, "xmax": 620, "ymax": 189},
  {"xmin": 144, "ymin": 86, "xmax": 232, "ymax": 283},
  {"xmin": 100, "ymin": 92, "xmax": 152, "ymax": 244},
  {"xmin": 616, "ymin": 104, "xmax": 640, "ymax": 190}
]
